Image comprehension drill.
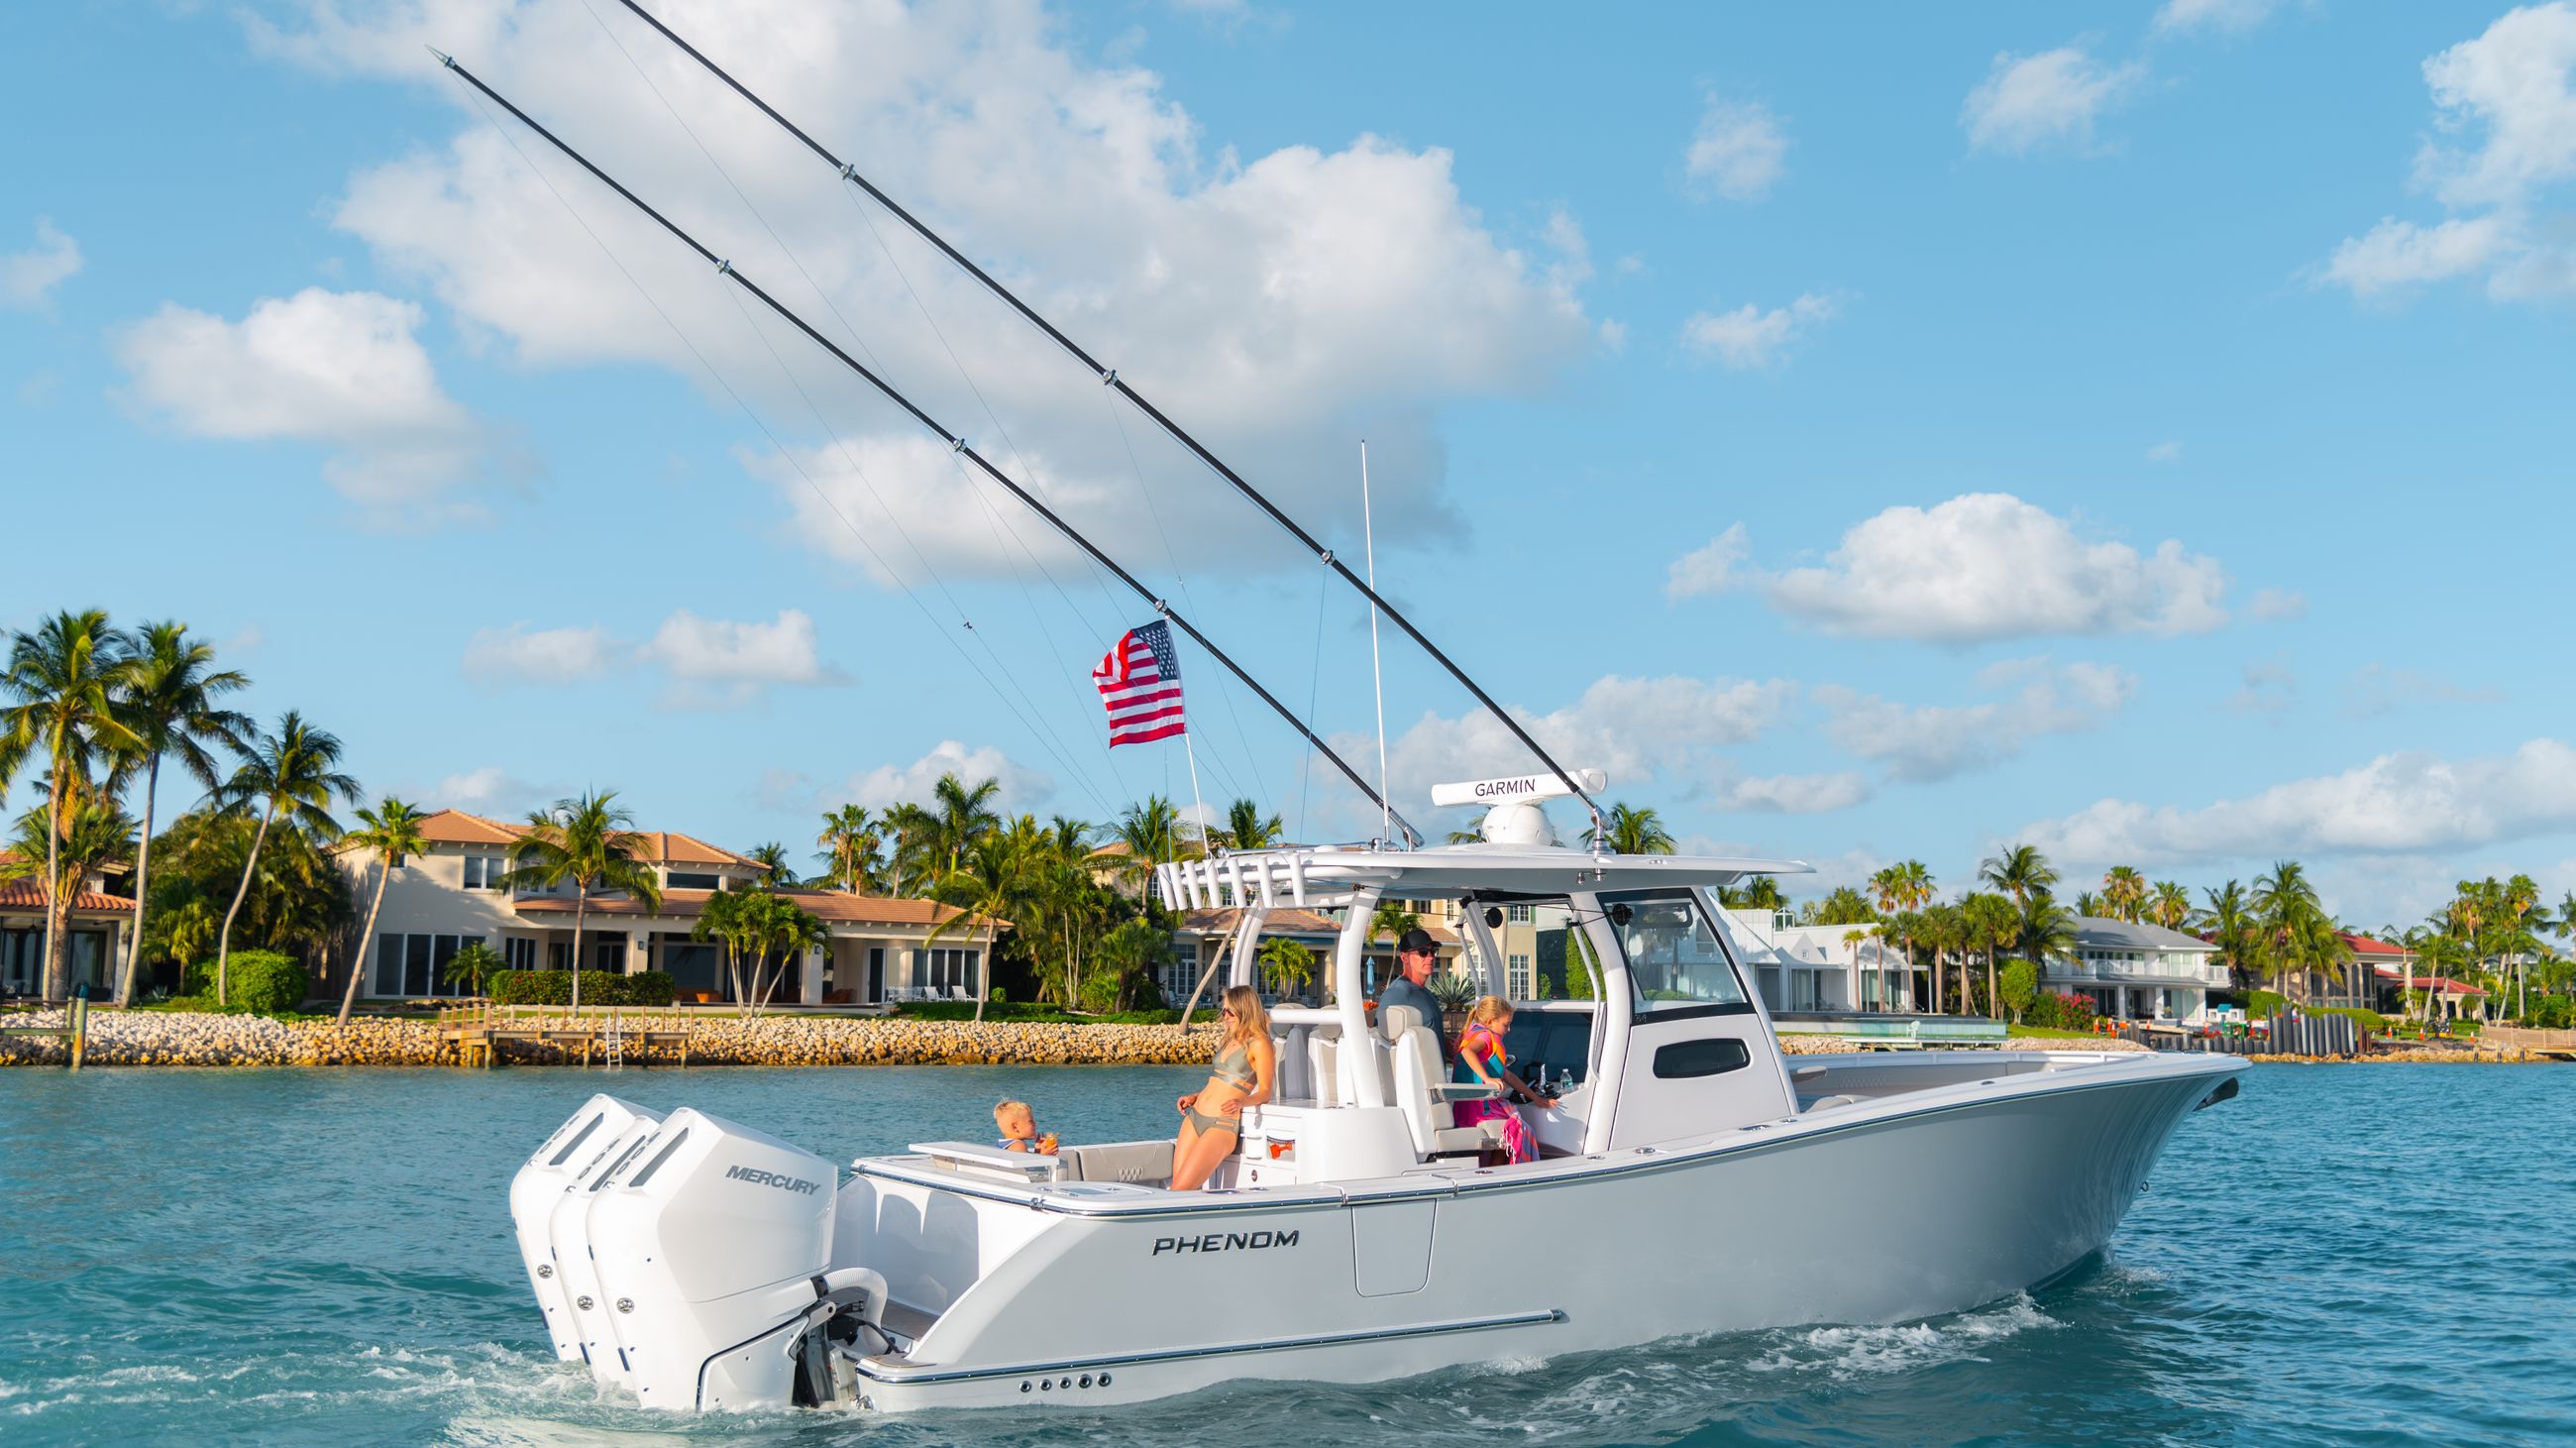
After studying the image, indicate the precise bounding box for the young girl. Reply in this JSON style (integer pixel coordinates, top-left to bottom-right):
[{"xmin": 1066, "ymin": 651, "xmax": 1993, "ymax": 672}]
[
  {"xmin": 1452, "ymin": 996, "xmax": 1542, "ymax": 1164},
  {"xmin": 1171, "ymin": 984, "xmax": 1274, "ymax": 1189}
]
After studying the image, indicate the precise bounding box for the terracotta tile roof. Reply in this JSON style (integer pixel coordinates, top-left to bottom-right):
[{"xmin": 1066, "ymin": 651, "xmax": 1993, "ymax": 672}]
[
  {"xmin": 1180, "ymin": 907, "xmax": 1343, "ymax": 936},
  {"xmin": 354, "ymin": 810, "xmax": 760, "ymax": 868},
  {"xmin": 0, "ymin": 874, "xmax": 136, "ymax": 913},
  {"xmin": 2339, "ymin": 932, "xmax": 2415, "ymax": 957},
  {"xmin": 2399, "ymin": 976, "xmax": 2486, "ymax": 996},
  {"xmin": 511, "ymin": 887, "xmax": 1002, "ymax": 931},
  {"xmin": 416, "ymin": 809, "xmax": 529, "ymax": 844},
  {"xmin": 620, "ymin": 831, "xmax": 762, "ymax": 868}
]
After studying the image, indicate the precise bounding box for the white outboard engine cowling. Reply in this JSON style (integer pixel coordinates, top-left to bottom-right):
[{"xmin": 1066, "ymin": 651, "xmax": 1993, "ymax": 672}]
[
  {"xmin": 586, "ymin": 1107, "xmax": 841, "ymax": 1411},
  {"xmin": 509, "ymin": 1095, "xmax": 662, "ymax": 1364}
]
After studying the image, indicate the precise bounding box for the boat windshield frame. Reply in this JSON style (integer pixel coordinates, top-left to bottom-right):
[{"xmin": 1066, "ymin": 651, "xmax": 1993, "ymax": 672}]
[{"xmin": 1595, "ymin": 887, "xmax": 1760, "ymax": 1025}]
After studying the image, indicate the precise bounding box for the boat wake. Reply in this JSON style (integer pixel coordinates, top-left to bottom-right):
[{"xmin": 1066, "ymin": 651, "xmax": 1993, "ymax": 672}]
[{"xmin": 1745, "ymin": 1293, "xmax": 2061, "ymax": 1381}]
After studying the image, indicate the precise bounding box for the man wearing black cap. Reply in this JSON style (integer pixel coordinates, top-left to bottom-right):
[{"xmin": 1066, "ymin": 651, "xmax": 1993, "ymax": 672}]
[{"xmin": 1380, "ymin": 927, "xmax": 1449, "ymax": 1056}]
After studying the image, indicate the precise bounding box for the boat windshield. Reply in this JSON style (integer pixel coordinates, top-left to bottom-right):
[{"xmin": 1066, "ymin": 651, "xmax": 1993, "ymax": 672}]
[{"xmin": 1604, "ymin": 890, "xmax": 1750, "ymax": 1015}]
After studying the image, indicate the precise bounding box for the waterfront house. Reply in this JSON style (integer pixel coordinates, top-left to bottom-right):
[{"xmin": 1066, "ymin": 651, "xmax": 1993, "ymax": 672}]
[
  {"xmin": 1723, "ymin": 910, "xmax": 1919, "ymax": 1014},
  {"xmin": 0, "ymin": 851, "xmax": 135, "ymax": 999},
  {"xmin": 324, "ymin": 809, "xmax": 998, "ymax": 1007},
  {"xmin": 2338, "ymin": 932, "xmax": 2418, "ymax": 1008},
  {"xmin": 2047, "ymin": 917, "xmax": 2228, "ymax": 1023}
]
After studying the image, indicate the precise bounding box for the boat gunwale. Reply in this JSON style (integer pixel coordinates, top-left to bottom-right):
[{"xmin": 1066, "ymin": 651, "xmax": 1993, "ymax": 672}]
[{"xmin": 846, "ymin": 1049, "xmax": 2243, "ymax": 1217}]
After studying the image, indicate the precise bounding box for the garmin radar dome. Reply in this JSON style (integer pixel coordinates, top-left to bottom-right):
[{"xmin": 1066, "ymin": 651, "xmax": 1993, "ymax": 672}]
[{"xmin": 1429, "ymin": 769, "xmax": 1609, "ymax": 847}]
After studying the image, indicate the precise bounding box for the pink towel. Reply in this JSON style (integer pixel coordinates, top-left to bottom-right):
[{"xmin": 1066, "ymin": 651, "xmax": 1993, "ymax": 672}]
[{"xmin": 1451, "ymin": 1097, "xmax": 1535, "ymax": 1164}]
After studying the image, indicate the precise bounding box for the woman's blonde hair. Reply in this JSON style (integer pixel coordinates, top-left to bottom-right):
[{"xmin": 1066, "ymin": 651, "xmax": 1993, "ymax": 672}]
[
  {"xmin": 1467, "ymin": 994, "xmax": 1514, "ymax": 1028},
  {"xmin": 1220, "ymin": 983, "xmax": 1271, "ymax": 1046}
]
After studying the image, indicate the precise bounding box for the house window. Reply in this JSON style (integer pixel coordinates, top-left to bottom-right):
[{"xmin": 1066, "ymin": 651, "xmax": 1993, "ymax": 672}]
[
  {"xmin": 919, "ymin": 947, "xmax": 980, "ymax": 995},
  {"xmin": 668, "ymin": 871, "xmax": 721, "ymax": 890},
  {"xmin": 372, "ymin": 933, "xmax": 484, "ymax": 998},
  {"xmin": 1507, "ymin": 904, "xmax": 1535, "ymax": 925},
  {"xmin": 462, "ymin": 855, "xmax": 498, "ymax": 891},
  {"xmin": 504, "ymin": 938, "xmax": 537, "ymax": 972},
  {"xmin": 1508, "ymin": 952, "xmax": 1533, "ymax": 1000}
]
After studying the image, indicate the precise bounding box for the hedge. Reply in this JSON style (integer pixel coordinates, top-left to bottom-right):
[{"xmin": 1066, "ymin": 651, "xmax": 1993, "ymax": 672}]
[
  {"xmin": 888, "ymin": 1001, "xmax": 1184, "ymax": 1025},
  {"xmin": 488, "ymin": 969, "xmax": 678, "ymax": 1007},
  {"xmin": 229, "ymin": 950, "xmax": 310, "ymax": 1016}
]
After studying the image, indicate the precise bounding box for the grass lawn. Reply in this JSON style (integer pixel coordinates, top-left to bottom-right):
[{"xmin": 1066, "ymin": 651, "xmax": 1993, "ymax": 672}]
[{"xmin": 2005, "ymin": 1024, "xmax": 2108, "ymax": 1040}]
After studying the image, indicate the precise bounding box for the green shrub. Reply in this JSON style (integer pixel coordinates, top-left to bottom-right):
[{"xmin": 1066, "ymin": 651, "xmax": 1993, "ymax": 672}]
[
  {"xmin": 2248, "ymin": 989, "xmax": 2290, "ymax": 1018},
  {"xmin": 2313, "ymin": 1005, "xmax": 2388, "ymax": 1033},
  {"xmin": 623, "ymin": 970, "xmax": 677, "ymax": 1007},
  {"xmin": 1999, "ymin": 960, "xmax": 2038, "ymax": 1022},
  {"xmin": 488, "ymin": 969, "xmax": 640, "ymax": 1006},
  {"xmin": 226, "ymin": 950, "xmax": 310, "ymax": 1015},
  {"xmin": 2520, "ymin": 995, "xmax": 2573, "ymax": 1030},
  {"xmin": 2054, "ymin": 991, "xmax": 2097, "ymax": 1032}
]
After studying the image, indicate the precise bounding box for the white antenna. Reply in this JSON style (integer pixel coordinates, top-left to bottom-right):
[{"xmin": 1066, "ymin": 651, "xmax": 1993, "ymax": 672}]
[{"xmin": 1361, "ymin": 440, "xmax": 1392, "ymax": 845}]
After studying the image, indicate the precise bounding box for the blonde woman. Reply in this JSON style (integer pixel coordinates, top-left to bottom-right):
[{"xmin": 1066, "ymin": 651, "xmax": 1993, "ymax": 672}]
[
  {"xmin": 1172, "ymin": 984, "xmax": 1275, "ymax": 1189},
  {"xmin": 1452, "ymin": 995, "xmax": 1543, "ymax": 1164}
]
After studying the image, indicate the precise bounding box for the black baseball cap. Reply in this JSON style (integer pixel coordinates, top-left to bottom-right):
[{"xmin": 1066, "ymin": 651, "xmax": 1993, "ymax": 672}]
[{"xmin": 1397, "ymin": 928, "xmax": 1439, "ymax": 955}]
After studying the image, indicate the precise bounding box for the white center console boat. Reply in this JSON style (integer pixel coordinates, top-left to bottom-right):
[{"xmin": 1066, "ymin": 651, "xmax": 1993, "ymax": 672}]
[{"xmin": 510, "ymin": 776, "xmax": 2243, "ymax": 1414}]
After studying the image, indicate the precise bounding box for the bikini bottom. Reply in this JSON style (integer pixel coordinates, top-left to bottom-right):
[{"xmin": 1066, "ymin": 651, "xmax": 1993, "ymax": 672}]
[{"xmin": 1182, "ymin": 1103, "xmax": 1240, "ymax": 1139}]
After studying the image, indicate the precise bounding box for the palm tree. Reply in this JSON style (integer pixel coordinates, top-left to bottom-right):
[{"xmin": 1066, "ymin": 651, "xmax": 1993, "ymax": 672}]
[
  {"xmin": 745, "ymin": 840, "xmax": 793, "ymax": 886},
  {"xmin": 336, "ymin": 798, "xmax": 429, "ymax": 1024},
  {"xmin": 1216, "ymin": 798, "xmax": 1284, "ymax": 851},
  {"xmin": 1584, "ymin": 802, "xmax": 1676, "ymax": 855},
  {"xmin": 2073, "ymin": 890, "xmax": 2104, "ymax": 918},
  {"xmin": 1870, "ymin": 861, "xmax": 1934, "ymax": 1010},
  {"xmin": 0, "ymin": 610, "xmax": 142, "ymax": 1000},
  {"xmin": 2200, "ymin": 881, "xmax": 2256, "ymax": 993},
  {"xmin": 746, "ymin": 892, "xmax": 827, "ymax": 1013},
  {"xmin": 2503, "ymin": 873, "xmax": 2541, "ymax": 1020},
  {"xmin": 1367, "ymin": 897, "xmax": 1422, "ymax": 993},
  {"xmin": 929, "ymin": 772, "xmax": 1002, "ymax": 875},
  {"xmin": 2252, "ymin": 860, "xmax": 2326, "ymax": 1002},
  {"xmin": 499, "ymin": 790, "xmax": 662, "ymax": 1015},
  {"xmin": 1, "ymin": 802, "xmax": 139, "ymax": 996},
  {"xmin": 1979, "ymin": 843, "xmax": 2058, "ymax": 909},
  {"xmin": 814, "ymin": 804, "xmax": 879, "ymax": 892},
  {"xmin": 1963, "ymin": 892, "xmax": 2018, "ymax": 1019},
  {"xmin": 210, "ymin": 711, "xmax": 358, "ymax": 1006},
  {"xmin": 928, "ymin": 834, "xmax": 1021, "ymax": 1025},
  {"xmin": 443, "ymin": 940, "xmax": 503, "ymax": 996},
  {"xmin": 104, "ymin": 622, "xmax": 250, "ymax": 1006},
  {"xmin": 2101, "ymin": 865, "xmax": 2147, "ymax": 922},
  {"xmin": 1257, "ymin": 936, "xmax": 1315, "ymax": 996},
  {"xmin": 691, "ymin": 888, "xmax": 757, "ymax": 1006},
  {"xmin": 880, "ymin": 801, "xmax": 937, "ymax": 895},
  {"xmin": 2147, "ymin": 880, "xmax": 2192, "ymax": 932}
]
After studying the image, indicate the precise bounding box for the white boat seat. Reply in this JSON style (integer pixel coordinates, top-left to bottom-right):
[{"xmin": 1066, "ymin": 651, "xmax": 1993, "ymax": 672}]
[
  {"xmin": 1057, "ymin": 1141, "xmax": 1170, "ymax": 1185},
  {"xmin": 1308, "ymin": 1032, "xmax": 1343, "ymax": 1107},
  {"xmin": 1381, "ymin": 1005, "xmax": 1486, "ymax": 1161},
  {"xmin": 1798, "ymin": 1093, "xmax": 1865, "ymax": 1113},
  {"xmin": 1275, "ymin": 1024, "xmax": 1314, "ymax": 1102}
]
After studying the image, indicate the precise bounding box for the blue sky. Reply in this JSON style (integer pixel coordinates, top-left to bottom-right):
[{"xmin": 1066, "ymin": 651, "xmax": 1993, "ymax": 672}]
[{"xmin": 6, "ymin": 0, "xmax": 2572, "ymax": 928}]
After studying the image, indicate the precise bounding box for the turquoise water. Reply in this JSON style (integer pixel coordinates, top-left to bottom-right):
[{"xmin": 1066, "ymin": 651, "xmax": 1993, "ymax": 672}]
[{"xmin": 3, "ymin": 1062, "xmax": 2570, "ymax": 1447}]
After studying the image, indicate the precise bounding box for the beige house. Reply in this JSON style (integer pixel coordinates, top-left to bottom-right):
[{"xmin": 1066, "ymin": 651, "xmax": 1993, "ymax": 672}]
[
  {"xmin": 329, "ymin": 809, "xmax": 996, "ymax": 1006},
  {"xmin": 0, "ymin": 852, "xmax": 136, "ymax": 1000}
]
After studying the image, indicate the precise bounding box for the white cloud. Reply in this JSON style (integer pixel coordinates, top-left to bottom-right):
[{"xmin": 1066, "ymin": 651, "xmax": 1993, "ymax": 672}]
[
  {"xmin": 113, "ymin": 287, "xmax": 496, "ymax": 521},
  {"xmin": 2, "ymin": 218, "xmax": 81, "ymax": 309},
  {"xmin": 2248, "ymin": 587, "xmax": 2307, "ymax": 620},
  {"xmin": 1709, "ymin": 769, "xmax": 1873, "ymax": 815},
  {"xmin": 2322, "ymin": 5, "xmax": 2576, "ymax": 303},
  {"xmin": 1681, "ymin": 493, "xmax": 2229, "ymax": 643},
  {"xmin": 2021, "ymin": 738, "xmax": 2576, "ymax": 864},
  {"xmin": 1816, "ymin": 658, "xmax": 2136, "ymax": 783},
  {"xmin": 2153, "ymin": 0, "xmax": 2285, "ymax": 36},
  {"xmin": 639, "ymin": 608, "xmax": 847, "ymax": 706},
  {"xmin": 832, "ymin": 740, "xmax": 1055, "ymax": 815},
  {"xmin": 1664, "ymin": 522, "xmax": 1749, "ymax": 601},
  {"xmin": 1962, "ymin": 47, "xmax": 2146, "ymax": 155},
  {"xmin": 463, "ymin": 622, "xmax": 621, "ymax": 685},
  {"xmin": 262, "ymin": 0, "xmax": 1595, "ymax": 577},
  {"xmin": 2322, "ymin": 215, "xmax": 2511, "ymax": 297},
  {"xmin": 464, "ymin": 608, "xmax": 846, "ymax": 705},
  {"xmin": 2225, "ymin": 660, "xmax": 2295, "ymax": 716},
  {"xmin": 420, "ymin": 765, "xmax": 560, "ymax": 818},
  {"xmin": 1358, "ymin": 674, "xmax": 1796, "ymax": 815},
  {"xmin": 1679, "ymin": 292, "xmax": 1836, "ymax": 369},
  {"xmin": 2145, "ymin": 440, "xmax": 2183, "ymax": 463},
  {"xmin": 2343, "ymin": 663, "xmax": 2504, "ymax": 718},
  {"xmin": 1684, "ymin": 95, "xmax": 1787, "ymax": 201}
]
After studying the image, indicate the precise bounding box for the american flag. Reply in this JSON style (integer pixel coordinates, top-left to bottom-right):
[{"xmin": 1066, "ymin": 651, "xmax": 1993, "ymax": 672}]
[{"xmin": 1094, "ymin": 619, "xmax": 1187, "ymax": 747}]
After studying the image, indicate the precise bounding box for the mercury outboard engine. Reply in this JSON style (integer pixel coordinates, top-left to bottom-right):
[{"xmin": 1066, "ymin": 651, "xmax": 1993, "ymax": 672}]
[
  {"xmin": 509, "ymin": 1095, "xmax": 663, "ymax": 1364},
  {"xmin": 584, "ymin": 1107, "xmax": 851, "ymax": 1410}
]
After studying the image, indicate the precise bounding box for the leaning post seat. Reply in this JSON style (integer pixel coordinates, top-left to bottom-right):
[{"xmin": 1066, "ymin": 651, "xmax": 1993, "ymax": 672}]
[{"xmin": 1379, "ymin": 1005, "xmax": 1489, "ymax": 1161}]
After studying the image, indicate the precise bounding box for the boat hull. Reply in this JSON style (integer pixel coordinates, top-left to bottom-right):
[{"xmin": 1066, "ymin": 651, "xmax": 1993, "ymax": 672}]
[{"xmin": 839, "ymin": 1053, "xmax": 2238, "ymax": 1411}]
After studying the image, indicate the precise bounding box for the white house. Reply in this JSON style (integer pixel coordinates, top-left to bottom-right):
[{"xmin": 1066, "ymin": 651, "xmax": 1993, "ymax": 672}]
[
  {"xmin": 0, "ymin": 852, "xmax": 136, "ymax": 1000},
  {"xmin": 1723, "ymin": 910, "xmax": 1919, "ymax": 1014},
  {"xmin": 327, "ymin": 809, "xmax": 997, "ymax": 1006},
  {"xmin": 2046, "ymin": 917, "xmax": 2228, "ymax": 1024}
]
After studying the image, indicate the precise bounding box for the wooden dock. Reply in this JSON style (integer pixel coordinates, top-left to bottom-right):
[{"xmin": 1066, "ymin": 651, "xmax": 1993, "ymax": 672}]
[
  {"xmin": 0, "ymin": 994, "xmax": 91, "ymax": 1069},
  {"xmin": 435, "ymin": 1002, "xmax": 696, "ymax": 1068},
  {"xmin": 2486, "ymin": 1026, "xmax": 2576, "ymax": 1061}
]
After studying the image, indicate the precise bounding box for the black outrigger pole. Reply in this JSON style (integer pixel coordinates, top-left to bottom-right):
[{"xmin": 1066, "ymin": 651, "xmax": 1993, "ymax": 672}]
[
  {"xmin": 428, "ymin": 50, "xmax": 1421, "ymax": 847},
  {"xmin": 605, "ymin": 0, "xmax": 1608, "ymax": 842}
]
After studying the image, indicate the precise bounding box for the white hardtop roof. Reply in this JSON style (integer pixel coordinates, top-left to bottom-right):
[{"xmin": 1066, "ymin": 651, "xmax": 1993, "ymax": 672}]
[{"xmin": 1154, "ymin": 842, "xmax": 1812, "ymax": 913}]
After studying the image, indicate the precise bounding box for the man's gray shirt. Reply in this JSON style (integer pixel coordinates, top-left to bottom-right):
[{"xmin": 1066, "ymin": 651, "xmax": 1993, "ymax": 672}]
[{"xmin": 1379, "ymin": 976, "xmax": 1447, "ymax": 1052}]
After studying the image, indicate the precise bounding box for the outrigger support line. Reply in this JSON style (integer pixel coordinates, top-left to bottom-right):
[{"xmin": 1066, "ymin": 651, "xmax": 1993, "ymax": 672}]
[
  {"xmin": 605, "ymin": 0, "xmax": 1609, "ymax": 844},
  {"xmin": 432, "ymin": 51, "xmax": 1421, "ymax": 848}
]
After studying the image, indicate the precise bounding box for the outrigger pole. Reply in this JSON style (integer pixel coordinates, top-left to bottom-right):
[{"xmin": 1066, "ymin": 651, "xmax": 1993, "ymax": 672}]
[
  {"xmin": 604, "ymin": 0, "xmax": 1610, "ymax": 845},
  {"xmin": 428, "ymin": 50, "xmax": 1422, "ymax": 848}
]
